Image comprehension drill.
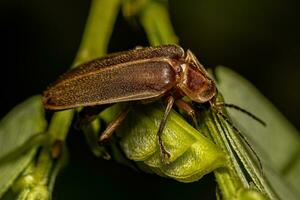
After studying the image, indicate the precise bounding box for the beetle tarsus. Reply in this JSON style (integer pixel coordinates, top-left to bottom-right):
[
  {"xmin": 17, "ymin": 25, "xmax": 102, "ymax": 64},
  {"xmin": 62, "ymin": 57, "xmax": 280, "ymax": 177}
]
[
  {"xmin": 157, "ymin": 96, "xmax": 175, "ymax": 162},
  {"xmin": 158, "ymin": 132, "xmax": 171, "ymax": 159},
  {"xmin": 161, "ymin": 147, "xmax": 171, "ymax": 162}
]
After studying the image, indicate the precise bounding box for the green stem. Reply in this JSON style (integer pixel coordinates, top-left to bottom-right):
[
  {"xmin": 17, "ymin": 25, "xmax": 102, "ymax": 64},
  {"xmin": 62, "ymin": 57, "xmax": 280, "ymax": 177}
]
[
  {"xmin": 47, "ymin": 0, "xmax": 121, "ymax": 144},
  {"xmin": 74, "ymin": 0, "xmax": 121, "ymax": 66},
  {"xmin": 46, "ymin": 0, "xmax": 120, "ymax": 146},
  {"xmin": 30, "ymin": 0, "xmax": 121, "ymax": 193},
  {"xmin": 140, "ymin": 1, "xmax": 178, "ymax": 45},
  {"xmin": 33, "ymin": 148, "xmax": 53, "ymax": 185},
  {"xmin": 48, "ymin": 145, "xmax": 68, "ymax": 194},
  {"xmin": 47, "ymin": 110, "xmax": 73, "ymax": 143}
]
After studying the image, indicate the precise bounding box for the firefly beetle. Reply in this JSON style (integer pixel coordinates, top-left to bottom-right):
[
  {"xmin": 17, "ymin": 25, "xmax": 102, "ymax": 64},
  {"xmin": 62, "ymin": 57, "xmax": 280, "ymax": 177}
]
[{"xmin": 43, "ymin": 45, "xmax": 231, "ymax": 158}]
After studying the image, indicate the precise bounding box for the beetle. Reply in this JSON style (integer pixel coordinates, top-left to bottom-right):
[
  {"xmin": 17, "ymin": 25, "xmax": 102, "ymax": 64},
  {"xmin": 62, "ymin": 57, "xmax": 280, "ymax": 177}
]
[{"xmin": 43, "ymin": 44, "xmax": 261, "ymax": 159}]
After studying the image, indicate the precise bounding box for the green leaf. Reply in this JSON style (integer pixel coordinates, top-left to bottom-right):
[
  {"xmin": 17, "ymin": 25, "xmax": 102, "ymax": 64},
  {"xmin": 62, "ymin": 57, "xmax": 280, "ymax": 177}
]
[
  {"xmin": 0, "ymin": 96, "xmax": 47, "ymax": 198},
  {"xmin": 201, "ymin": 106, "xmax": 275, "ymax": 199},
  {"xmin": 215, "ymin": 66, "xmax": 300, "ymax": 199}
]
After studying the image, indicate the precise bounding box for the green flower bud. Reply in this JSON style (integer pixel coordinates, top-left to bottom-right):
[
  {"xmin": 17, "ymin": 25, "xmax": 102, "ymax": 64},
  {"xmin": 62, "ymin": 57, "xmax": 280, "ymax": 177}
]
[{"xmin": 114, "ymin": 104, "xmax": 227, "ymax": 182}]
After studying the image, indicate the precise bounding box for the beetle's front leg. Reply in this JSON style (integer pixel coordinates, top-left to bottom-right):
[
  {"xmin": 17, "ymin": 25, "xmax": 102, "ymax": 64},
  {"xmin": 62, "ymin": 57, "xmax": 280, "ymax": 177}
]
[{"xmin": 157, "ymin": 96, "xmax": 175, "ymax": 161}]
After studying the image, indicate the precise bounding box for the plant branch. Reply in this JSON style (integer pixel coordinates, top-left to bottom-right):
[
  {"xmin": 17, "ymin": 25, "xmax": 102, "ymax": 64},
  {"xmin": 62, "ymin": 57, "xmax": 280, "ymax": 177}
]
[{"xmin": 140, "ymin": 1, "xmax": 178, "ymax": 45}]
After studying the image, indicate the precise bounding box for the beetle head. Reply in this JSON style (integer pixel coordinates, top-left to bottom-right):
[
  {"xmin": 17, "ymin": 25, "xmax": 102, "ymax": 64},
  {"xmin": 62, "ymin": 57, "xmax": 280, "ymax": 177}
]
[{"xmin": 178, "ymin": 50, "xmax": 217, "ymax": 103}]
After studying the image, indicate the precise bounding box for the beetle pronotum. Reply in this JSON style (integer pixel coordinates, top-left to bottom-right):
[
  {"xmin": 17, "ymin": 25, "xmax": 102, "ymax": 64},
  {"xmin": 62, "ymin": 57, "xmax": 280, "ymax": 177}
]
[{"xmin": 43, "ymin": 44, "xmax": 264, "ymax": 159}]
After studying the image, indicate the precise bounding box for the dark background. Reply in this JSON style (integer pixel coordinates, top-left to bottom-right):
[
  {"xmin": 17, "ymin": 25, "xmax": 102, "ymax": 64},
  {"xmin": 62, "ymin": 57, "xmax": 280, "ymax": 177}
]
[{"xmin": 1, "ymin": 0, "xmax": 299, "ymax": 199}]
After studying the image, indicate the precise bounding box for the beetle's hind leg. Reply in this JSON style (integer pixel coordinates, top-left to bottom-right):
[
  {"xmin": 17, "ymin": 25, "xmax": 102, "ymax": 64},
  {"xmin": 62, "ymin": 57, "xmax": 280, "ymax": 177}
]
[
  {"xmin": 75, "ymin": 105, "xmax": 111, "ymax": 129},
  {"xmin": 99, "ymin": 106, "xmax": 131, "ymax": 141},
  {"xmin": 75, "ymin": 105, "xmax": 112, "ymax": 159},
  {"xmin": 157, "ymin": 96, "xmax": 175, "ymax": 161},
  {"xmin": 77, "ymin": 104, "xmax": 131, "ymax": 159}
]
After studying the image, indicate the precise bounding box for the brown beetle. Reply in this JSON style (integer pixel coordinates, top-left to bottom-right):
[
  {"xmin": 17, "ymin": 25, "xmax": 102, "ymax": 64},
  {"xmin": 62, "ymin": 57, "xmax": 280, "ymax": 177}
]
[{"xmin": 43, "ymin": 44, "xmax": 217, "ymax": 158}]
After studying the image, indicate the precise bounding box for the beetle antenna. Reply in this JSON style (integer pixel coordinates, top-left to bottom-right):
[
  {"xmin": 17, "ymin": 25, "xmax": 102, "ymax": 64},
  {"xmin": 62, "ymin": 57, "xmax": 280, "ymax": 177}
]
[
  {"xmin": 213, "ymin": 108, "xmax": 264, "ymax": 174},
  {"xmin": 216, "ymin": 103, "xmax": 266, "ymax": 127}
]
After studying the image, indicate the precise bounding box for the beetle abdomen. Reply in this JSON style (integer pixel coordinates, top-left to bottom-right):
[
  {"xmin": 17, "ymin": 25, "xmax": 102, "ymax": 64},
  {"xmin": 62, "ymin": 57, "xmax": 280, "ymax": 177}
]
[{"xmin": 43, "ymin": 59, "xmax": 178, "ymax": 110}]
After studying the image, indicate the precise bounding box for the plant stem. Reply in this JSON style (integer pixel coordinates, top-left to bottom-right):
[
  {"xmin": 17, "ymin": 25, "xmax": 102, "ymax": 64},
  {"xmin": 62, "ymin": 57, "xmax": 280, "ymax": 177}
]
[
  {"xmin": 74, "ymin": 0, "xmax": 121, "ymax": 66},
  {"xmin": 48, "ymin": 0, "xmax": 121, "ymax": 146},
  {"xmin": 140, "ymin": 1, "xmax": 178, "ymax": 45},
  {"xmin": 32, "ymin": 0, "xmax": 121, "ymax": 193},
  {"xmin": 33, "ymin": 148, "xmax": 53, "ymax": 185}
]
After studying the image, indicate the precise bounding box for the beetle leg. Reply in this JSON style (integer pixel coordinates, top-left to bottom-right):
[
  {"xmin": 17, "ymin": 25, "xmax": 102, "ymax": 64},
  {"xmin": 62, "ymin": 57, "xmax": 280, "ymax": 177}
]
[
  {"xmin": 75, "ymin": 104, "xmax": 111, "ymax": 129},
  {"xmin": 157, "ymin": 96, "xmax": 175, "ymax": 160},
  {"xmin": 80, "ymin": 121, "xmax": 110, "ymax": 159},
  {"xmin": 76, "ymin": 105, "xmax": 112, "ymax": 159},
  {"xmin": 99, "ymin": 106, "xmax": 131, "ymax": 141},
  {"xmin": 175, "ymin": 99, "xmax": 198, "ymax": 127}
]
